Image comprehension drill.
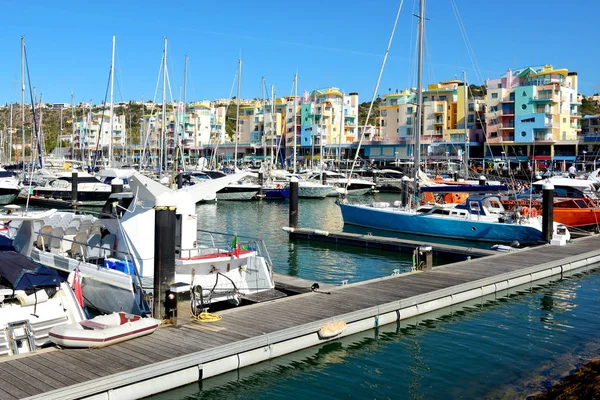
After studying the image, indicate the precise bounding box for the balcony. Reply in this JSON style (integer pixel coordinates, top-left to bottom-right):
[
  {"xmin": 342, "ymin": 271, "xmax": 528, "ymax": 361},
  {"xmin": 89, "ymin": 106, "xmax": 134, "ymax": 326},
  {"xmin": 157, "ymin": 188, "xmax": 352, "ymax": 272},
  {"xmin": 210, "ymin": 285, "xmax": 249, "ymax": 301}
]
[
  {"xmin": 584, "ymin": 134, "xmax": 600, "ymax": 143},
  {"xmin": 532, "ymin": 95, "xmax": 558, "ymax": 103},
  {"xmin": 534, "ymin": 133, "xmax": 554, "ymax": 141},
  {"xmin": 498, "ymin": 123, "xmax": 514, "ymax": 130}
]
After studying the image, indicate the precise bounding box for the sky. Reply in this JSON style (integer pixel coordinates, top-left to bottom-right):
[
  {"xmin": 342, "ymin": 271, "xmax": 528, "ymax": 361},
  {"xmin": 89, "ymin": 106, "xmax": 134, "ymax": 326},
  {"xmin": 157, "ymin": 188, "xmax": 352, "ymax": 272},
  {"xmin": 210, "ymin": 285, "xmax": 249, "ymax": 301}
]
[{"xmin": 0, "ymin": 0, "xmax": 598, "ymax": 105}]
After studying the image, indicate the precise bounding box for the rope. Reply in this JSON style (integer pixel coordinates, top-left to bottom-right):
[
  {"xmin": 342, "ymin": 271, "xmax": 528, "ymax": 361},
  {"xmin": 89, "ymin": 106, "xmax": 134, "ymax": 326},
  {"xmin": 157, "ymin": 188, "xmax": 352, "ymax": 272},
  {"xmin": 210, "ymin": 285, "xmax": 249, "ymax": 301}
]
[{"xmin": 191, "ymin": 312, "xmax": 222, "ymax": 323}]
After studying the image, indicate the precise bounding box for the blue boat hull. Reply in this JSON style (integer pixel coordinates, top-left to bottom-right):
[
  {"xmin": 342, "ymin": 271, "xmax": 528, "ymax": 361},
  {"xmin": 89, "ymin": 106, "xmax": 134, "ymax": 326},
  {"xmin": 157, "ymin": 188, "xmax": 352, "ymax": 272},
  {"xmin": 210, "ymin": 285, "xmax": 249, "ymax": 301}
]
[
  {"xmin": 339, "ymin": 204, "xmax": 543, "ymax": 245},
  {"xmin": 262, "ymin": 187, "xmax": 290, "ymax": 199}
]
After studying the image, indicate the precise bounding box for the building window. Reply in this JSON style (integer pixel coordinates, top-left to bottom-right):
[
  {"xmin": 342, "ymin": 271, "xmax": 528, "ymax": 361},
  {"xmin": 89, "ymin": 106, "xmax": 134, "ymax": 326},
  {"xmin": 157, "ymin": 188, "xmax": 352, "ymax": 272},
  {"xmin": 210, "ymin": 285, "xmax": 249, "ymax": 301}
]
[
  {"xmin": 407, "ymin": 127, "xmax": 413, "ymax": 136},
  {"xmin": 407, "ymin": 107, "xmax": 413, "ymax": 113},
  {"xmin": 468, "ymin": 115, "xmax": 474, "ymax": 123},
  {"xmin": 407, "ymin": 117, "xmax": 412, "ymax": 125},
  {"xmin": 491, "ymin": 93, "xmax": 498, "ymax": 99},
  {"xmin": 468, "ymin": 103, "xmax": 475, "ymax": 111},
  {"xmin": 439, "ymin": 95, "xmax": 447, "ymax": 100},
  {"xmin": 381, "ymin": 110, "xmax": 387, "ymax": 116},
  {"xmin": 563, "ymin": 118, "xmax": 566, "ymax": 123},
  {"xmin": 497, "ymin": 83, "xmax": 502, "ymax": 89}
]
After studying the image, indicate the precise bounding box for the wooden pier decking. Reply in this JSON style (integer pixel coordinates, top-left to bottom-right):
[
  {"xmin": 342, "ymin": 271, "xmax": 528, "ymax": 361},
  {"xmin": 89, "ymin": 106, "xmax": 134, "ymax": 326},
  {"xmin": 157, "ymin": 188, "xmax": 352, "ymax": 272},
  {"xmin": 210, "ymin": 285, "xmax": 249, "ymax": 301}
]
[{"xmin": 4, "ymin": 236, "xmax": 600, "ymax": 400}]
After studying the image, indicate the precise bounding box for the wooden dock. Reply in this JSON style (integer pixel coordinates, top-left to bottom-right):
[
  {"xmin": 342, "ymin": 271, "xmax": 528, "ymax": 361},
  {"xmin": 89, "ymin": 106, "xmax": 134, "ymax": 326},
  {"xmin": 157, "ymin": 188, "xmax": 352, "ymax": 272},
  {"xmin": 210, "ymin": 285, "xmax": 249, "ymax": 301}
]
[
  {"xmin": 5, "ymin": 236, "xmax": 600, "ymax": 400},
  {"xmin": 283, "ymin": 226, "xmax": 499, "ymax": 259}
]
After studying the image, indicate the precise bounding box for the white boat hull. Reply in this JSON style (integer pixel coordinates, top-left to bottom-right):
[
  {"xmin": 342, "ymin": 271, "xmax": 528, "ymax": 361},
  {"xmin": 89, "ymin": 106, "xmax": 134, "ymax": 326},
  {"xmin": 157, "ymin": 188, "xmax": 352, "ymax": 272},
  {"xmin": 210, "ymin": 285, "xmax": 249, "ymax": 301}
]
[{"xmin": 49, "ymin": 312, "xmax": 160, "ymax": 348}]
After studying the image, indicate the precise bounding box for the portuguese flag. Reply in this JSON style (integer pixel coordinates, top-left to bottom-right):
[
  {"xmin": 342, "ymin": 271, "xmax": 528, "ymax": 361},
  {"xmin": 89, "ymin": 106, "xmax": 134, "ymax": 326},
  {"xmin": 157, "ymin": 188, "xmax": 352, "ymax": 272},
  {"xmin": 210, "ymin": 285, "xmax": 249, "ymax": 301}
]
[{"xmin": 231, "ymin": 235, "xmax": 240, "ymax": 258}]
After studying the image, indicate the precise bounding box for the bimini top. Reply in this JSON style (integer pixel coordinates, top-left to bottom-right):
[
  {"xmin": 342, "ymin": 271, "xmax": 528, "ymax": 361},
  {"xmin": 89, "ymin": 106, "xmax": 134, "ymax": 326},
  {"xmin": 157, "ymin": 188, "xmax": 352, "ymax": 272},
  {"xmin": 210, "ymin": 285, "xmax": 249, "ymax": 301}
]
[{"xmin": 0, "ymin": 252, "xmax": 64, "ymax": 290}]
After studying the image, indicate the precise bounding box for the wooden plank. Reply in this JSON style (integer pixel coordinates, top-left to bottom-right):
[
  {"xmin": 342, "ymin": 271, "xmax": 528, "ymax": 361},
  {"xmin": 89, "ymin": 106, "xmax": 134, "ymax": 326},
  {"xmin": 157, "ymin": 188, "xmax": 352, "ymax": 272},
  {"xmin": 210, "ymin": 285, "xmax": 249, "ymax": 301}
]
[
  {"xmin": 17, "ymin": 356, "xmax": 82, "ymax": 386},
  {"xmin": 0, "ymin": 362, "xmax": 51, "ymax": 396},
  {"xmin": 8, "ymin": 359, "xmax": 63, "ymax": 390},
  {"xmin": 36, "ymin": 351, "xmax": 103, "ymax": 380}
]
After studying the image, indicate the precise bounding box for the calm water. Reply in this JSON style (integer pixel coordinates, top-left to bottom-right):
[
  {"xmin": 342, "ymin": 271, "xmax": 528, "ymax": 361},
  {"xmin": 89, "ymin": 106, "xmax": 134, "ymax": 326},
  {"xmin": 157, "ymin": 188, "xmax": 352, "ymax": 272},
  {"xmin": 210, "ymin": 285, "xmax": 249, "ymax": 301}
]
[{"xmin": 150, "ymin": 194, "xmax": 600, "ymax": 399}]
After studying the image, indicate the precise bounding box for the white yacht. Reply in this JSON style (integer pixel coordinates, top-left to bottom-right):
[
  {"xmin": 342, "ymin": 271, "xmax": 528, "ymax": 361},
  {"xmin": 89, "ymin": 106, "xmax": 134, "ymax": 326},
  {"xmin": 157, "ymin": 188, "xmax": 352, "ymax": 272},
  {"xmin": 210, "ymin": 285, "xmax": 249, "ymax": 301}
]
[
  {"xmin": 1, "ymin": 172, "xmax": 275, "ymax": 315},
  {"xmin": 0, "ymin": 250, "xmax": 85, "ymax": 357},
  {"xmin": 0, "ymin": 168, "xmax": 22, "ymax": 205}
]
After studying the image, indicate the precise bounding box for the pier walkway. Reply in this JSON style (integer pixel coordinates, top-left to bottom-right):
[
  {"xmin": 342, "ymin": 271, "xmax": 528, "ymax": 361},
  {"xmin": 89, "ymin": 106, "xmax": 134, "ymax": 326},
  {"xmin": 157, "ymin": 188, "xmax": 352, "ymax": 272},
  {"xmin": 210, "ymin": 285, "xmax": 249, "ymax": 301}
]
[{"xmin": 5, "ymin": 236, "xmax": 600, "ymax": 400}]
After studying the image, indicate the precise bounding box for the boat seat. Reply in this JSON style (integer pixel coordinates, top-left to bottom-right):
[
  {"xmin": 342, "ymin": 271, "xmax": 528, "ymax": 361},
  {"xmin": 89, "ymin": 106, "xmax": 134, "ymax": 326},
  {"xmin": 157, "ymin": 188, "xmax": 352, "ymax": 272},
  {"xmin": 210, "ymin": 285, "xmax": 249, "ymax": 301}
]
[
  {"xmin": 49, "ymin": 227, "xmax": 65, "ymax": 254},
  {"xmin": 65, "ymin": 220, "xmax": 81, "ymax": 235},
  {"xmin": 70, "ymin": 232, "xmax": 88, "ymax": 261},
  {"xmin": 80, "ymin": 320, "xmax": 108, "ymax": 330},
  {"xmin": 35, "ymin": 225, "xmax": 54, "ymax": 250},
  {"xmin": 58, "ymin": 214, "xmax": 74, "ymax": 227},
  {"xmin": 100, "ymin": 234, "xmax": 116, "ymax": 258},
  {"xmin": 85, "ymin": 233, "xmax": 103, "ymax": 261}
]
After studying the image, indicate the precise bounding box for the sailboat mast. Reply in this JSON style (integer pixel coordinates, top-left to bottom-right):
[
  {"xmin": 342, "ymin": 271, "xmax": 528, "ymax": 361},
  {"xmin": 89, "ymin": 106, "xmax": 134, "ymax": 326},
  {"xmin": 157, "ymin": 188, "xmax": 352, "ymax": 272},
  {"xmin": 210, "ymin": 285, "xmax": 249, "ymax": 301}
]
[
  {"xmin": 9, "ymin": 104, "xmax": 13, "ymax": 163},
  {"xmin": 293, "ymin": 73, "xmax": 297, "ymax": 174},
  {"xmin": 181, "ymin": 54, "xmax": 188, "ymax": 171},
  {"xmin": 71, "ymin": 93, "xmax": 75, "ymax": 158},
  {"xmin": 161, "ymin": 37, "xmax": 167, "ymax": 175},
  {"xmin": 234, "ymin": 57, "xmax": 241, "ymax": 171},
  {"xmin": 261, "ymin": 76, "xmax": 265, "ymax": 167},
  {"xmin": 413, "ymin": 0, "xmax": 425, "ymax": 209},
  {"xmin": 108, "ymin": 35, "xmax": 115, "ymax": 167},
  {"xmin": 339, "ymin": 91, "xmax": 345, "ymax": 170},
  {"xmin": 463, "ymin": 70, "xmax": 469, "ymax": 178},
  {"xmin": 271, "ymin": 84, "xmax": 275, "ymax": 168},
  {"xmin": 21, "ymin": 37, "xmax": 25, "ymax": 171}
]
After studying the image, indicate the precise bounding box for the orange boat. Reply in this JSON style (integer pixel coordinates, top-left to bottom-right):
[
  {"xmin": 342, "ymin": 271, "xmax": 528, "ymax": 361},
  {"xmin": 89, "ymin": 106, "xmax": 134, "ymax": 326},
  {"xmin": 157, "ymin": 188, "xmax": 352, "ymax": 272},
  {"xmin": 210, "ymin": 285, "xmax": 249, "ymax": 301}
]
[{"xmin": 553, "ymin": 198, "xmax": 600, "ymax": 229}]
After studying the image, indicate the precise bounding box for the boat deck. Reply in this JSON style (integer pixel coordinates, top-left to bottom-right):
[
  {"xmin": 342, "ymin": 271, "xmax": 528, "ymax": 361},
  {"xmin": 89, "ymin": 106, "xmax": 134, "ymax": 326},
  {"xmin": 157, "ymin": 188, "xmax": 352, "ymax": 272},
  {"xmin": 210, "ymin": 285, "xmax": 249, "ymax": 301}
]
[{"xmin": 4, "ymin": 236, "xmax": 600, "ymax": 400}]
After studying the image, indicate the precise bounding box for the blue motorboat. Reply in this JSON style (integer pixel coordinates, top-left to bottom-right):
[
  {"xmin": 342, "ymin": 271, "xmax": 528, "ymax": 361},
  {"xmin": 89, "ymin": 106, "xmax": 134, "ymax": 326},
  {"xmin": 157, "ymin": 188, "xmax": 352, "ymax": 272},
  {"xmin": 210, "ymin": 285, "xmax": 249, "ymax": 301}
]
[{"xmin": 339, "ymin": 194, "xmax": 549, "ymax": 245}]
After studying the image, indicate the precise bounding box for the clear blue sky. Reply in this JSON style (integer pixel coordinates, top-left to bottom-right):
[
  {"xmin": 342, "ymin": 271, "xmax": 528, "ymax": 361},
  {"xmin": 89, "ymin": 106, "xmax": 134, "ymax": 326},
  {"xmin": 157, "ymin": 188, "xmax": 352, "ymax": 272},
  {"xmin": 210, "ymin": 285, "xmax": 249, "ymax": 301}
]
[{"xmin": 0, "ymin": 0, "xmax": 597, "ymax": 105}]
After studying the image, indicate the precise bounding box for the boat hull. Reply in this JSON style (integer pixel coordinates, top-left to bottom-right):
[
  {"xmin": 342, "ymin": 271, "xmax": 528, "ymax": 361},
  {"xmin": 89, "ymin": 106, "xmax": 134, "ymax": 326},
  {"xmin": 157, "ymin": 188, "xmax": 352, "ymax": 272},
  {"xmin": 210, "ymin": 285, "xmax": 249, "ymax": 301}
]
[
  {"xmin": 49, "ymin": 313, "xmax": 160, "ymax": 348},
  {"xmin": 339, "ymin": 203, "xmax": 544, "ymax": 245}
]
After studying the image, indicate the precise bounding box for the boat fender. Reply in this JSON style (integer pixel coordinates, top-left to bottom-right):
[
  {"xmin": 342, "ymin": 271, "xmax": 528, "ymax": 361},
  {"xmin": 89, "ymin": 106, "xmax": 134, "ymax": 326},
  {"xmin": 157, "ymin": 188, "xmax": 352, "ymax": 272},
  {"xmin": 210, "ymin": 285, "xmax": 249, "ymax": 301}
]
[
  {"xmin": 521, "ymin": 206, "xmax": 529, "ymax": 217},
  {"xmin": 17, "ymin": 289, "xmax": 49, "ymax": 306},
  {"xmin": 318, "ymin": 320, "xmax": 347, "ymax": 339},
  {"xmin": 276, "ymin": 184, "xmax": 281, "ymax": 189},
  {"xmin": 530, "ymin": 207, "xmax": 538, "ymax": 218}
]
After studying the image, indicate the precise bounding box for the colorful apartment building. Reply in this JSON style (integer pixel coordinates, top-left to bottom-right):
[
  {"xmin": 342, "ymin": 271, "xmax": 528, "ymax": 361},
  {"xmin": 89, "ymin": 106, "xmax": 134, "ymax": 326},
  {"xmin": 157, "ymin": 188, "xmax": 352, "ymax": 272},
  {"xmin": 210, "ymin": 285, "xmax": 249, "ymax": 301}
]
[
  {"xmin": 73, "ymin": 111, "xmax": 127, "ymax": 158},
  {"xmin": 372, "ymin": 81, "xmax": 484, "ymax": 161},
  {"xmin": 283, "ymin": 88, "xmax": 358, "ymax": 162},
  {"xmin": 485, "ymin": 65, "xmax": 581, "ymax": 165}
]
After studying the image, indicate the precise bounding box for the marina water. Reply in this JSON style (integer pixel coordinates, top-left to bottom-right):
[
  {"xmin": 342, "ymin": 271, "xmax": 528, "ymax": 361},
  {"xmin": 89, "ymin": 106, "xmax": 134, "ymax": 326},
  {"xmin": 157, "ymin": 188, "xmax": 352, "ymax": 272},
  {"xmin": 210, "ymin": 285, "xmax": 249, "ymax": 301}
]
[{"xmin": 149, "ymin": 194, "xmax": 600, "ymax": 399}]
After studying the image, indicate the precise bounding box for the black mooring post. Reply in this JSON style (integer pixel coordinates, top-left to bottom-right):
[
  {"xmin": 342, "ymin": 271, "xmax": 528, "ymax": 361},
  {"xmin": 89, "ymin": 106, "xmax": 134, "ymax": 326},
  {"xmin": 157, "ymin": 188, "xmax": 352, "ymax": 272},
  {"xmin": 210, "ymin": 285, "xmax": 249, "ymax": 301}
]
[
  {"xmin": 71, "ymin": 170, "xmax": 78, "ymax": 208},
  {"xmin": 401, "ymin": 176, "xmax": 411, "ymax": 207},
  {"xmin": 479, "ymin": 175, "xmax": 486, "ymax": 186},
  {"xmin": 111, "ymin": 178, "xmax": 124, "ymax": 194},
  {"xmin": 153, "ymin": 201, "xmax": 177, "ymax": 320},
  {"xmin": 542, "ymin": 181, "xmax": 554, "ymax": 243},
  {"xmin": 176, "ymin": 173, "xmax": 183, "ymax": 189},
  {"xmin": 289, "ymin": 177, "xmax": 299, "ymax": 228},
  {"xmin": 258, "ymin": 171, "xmax": 264, "ymax": 197}
]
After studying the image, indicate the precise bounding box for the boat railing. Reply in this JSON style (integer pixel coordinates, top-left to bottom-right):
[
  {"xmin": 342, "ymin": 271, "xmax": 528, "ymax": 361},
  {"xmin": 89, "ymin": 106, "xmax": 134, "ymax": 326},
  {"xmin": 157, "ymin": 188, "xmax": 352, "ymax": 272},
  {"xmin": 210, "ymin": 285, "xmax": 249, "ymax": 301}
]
[
  {"xmin": 34, "ymin": 229, "xmax": 142, "ymax": 276},
  {"xmin": 185, "ymin": 229, "xmax": 273, "ymax": 274}
]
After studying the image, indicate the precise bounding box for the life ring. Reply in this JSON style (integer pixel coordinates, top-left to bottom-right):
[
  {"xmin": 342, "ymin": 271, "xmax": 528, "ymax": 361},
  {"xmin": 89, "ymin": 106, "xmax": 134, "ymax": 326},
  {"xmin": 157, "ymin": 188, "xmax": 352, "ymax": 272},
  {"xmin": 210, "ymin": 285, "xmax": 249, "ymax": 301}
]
[
  {"xmin": 521, "ymin": 206, "xmax": 530, "ymax": 217},
  {"xmin": 530, "ymin": 207, "xmax": 538, "ymax": 218}
]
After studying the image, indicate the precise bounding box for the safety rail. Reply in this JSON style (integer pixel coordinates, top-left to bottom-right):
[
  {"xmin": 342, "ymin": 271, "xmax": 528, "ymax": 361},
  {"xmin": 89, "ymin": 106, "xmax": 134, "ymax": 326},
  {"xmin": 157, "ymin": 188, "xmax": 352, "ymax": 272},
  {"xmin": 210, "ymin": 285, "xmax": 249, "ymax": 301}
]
[
  {"xmin": 179, "ymin": 229, "xmax": 274, "ymax": 274},
  {"xmin": 33, "ymin": 229, "xmax": 141, "ymax": 275}
]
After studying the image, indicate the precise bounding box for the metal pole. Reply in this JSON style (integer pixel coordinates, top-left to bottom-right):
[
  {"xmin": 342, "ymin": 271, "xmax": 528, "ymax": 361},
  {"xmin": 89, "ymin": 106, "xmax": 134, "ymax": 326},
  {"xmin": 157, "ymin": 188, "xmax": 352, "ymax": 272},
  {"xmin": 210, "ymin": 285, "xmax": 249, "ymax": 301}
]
[
  {"xmin": 21, "ymin": 36, "xmax": 25, "ymax": 171},
  {"xmin": 234, "ymin": 57, "xmax": 241, "ymax": 171},
  {"xmin": 463, "ymin": 70, "xmax": 469, "ymax": 178},
  {"xmin": 108, "ymin": 35, "xmax": 115, "ymax": 167},
  {"xmin": 413, "ymin": 0, "xmax": 425, "ymax": 210}
]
